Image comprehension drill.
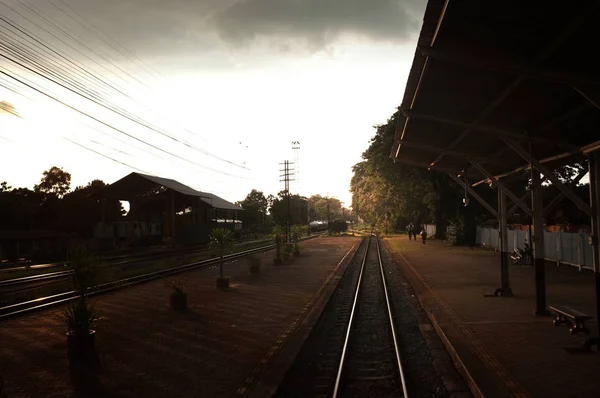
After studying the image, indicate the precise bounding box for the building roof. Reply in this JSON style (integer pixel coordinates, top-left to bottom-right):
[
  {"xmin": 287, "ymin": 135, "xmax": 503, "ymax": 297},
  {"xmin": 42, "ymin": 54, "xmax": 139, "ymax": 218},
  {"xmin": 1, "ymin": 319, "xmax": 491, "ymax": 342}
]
[
  {"xmin": 391, "ymin": 0, "xmax": 600, "ymax": 183},
  {"xmin": 102, "ymin": 173, "xmax": 241, "ymax": 211}
]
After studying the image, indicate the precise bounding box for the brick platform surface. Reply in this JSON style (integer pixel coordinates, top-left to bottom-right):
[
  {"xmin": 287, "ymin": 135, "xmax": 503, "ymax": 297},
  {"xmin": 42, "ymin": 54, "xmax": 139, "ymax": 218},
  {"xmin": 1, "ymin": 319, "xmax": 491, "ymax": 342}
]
[
  {"xmin": 385, "ymin": 235, "xmax": 600, "ymax": 398},
  {"xmin": 0, "ymin": 236, "xmax": 360, "ymax": 398}
]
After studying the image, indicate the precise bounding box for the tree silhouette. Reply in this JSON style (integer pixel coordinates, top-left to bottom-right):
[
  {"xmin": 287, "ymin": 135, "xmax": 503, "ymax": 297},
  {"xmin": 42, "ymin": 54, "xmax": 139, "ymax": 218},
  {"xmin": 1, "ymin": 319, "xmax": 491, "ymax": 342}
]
[
  {"xmin": 34, "ymin": 166, "xmax": 71, "ymax": 198},
  {"xmin": 236, "ymin": 189, "xmax": 268, "ymax": 214}
]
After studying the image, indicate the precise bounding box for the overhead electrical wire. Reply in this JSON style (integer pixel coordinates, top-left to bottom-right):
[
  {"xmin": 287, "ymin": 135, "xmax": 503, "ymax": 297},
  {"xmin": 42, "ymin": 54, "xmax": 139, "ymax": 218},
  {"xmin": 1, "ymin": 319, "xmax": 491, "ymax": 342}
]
[
  {"xmin": 0, "ymin": 1, "xmax": 250, "ymax": 172},
  {"xmin": 0, "ymin": 67, "xmax": 252, "ymax": 180}
]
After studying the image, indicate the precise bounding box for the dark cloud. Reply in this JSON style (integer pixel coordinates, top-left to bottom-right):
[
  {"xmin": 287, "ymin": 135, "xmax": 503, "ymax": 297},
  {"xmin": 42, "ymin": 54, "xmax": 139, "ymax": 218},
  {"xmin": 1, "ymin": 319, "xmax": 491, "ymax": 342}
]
[
  {"xmin": 59, "ymin": 0, "xmax": 421, "ymax": 54},
  {"xmin": 5, "ymin": 0, "xmax": 422, "ymax": 71},
  {"xmin": 210, "ymin": 0, "xmax": 424, "ymax": 48}
]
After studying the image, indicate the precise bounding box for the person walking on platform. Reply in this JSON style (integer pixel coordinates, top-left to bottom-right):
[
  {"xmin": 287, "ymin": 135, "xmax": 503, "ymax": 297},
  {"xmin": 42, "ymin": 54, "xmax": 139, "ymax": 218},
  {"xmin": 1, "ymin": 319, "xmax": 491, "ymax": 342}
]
[
  {"xmin": 408, "ymin": 223, "xmax": 413, "ymax": 240},
  {"xmin": 421, "ymin": 227, "xmax": 427, "ymax": 244}
]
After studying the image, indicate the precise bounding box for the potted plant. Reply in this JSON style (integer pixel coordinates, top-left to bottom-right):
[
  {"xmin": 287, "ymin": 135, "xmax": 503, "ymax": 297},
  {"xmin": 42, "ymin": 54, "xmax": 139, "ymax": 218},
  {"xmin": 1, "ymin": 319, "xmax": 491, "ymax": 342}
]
[
  {"xmin": 210, "ymin": 227, "xmax": 234, "ymax": 289},
  {"xmin": 248, "ymin": 255, "xmax": 261, "ymax": 274},
  {"xmin": 169, "ymin": 281, "xmax": 187, "ymax": 311},
  {"xmin": 273, "ymin": 226, "xmax": 284, "ymax": 265},
  {"xmin": 64, "ymin": 243, "xmax": 99, "ymax": 358},
  {"xmin": 282, "ymin": 243, "xmax": 293, "ymax": 261},
  {"xmin": 65, "ymin": 298, "xmax": 99, "ymax": 357},
  {"xmin": 291, "ymin": 225, "xmax": 302, "ymax": 257}
]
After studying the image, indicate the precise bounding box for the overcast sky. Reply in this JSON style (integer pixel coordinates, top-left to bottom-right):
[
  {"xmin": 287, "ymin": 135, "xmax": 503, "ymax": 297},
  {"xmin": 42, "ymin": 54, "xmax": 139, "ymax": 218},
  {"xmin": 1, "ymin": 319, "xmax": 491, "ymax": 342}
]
[{"xmin": 0, "ymin": 0, "xmax": 425, "ymax": 206}]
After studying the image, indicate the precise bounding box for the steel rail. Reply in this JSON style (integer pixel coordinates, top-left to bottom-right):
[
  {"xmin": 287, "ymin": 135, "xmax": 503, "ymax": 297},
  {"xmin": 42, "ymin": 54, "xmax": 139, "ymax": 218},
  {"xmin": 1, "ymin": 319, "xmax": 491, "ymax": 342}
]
[
  {"xmin": 332, "ymin": 235, "xmax": 370, "ymax": 397},
  {"xmin": 0, "ymin": 244, "xmax": 274, "ymax": 319},
  {"xmin": 332, "ymin": 235, "xmax": 408, "ymax": 397},
  {"xmin": 0, "ymin": 234, "xmax": 324, "ymax": 320},
  {"xmin": 376, "ymin": 237, "xmax": 409, "ymax": 398},
  {"xmin": 0, "ymin": 238, "xmax": 275, "ymax": 288}
]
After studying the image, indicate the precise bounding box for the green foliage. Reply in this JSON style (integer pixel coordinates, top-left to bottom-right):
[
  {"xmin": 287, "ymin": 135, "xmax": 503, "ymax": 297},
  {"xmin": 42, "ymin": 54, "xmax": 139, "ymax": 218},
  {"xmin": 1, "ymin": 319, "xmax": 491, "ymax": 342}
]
[
  {"xmin": 272, "ymin": 225, "xmax": 284, "ymax": 259},
  {"xmin": 34, "ymin": 166, "xmax": 71, "ymax": 198},
  {"xmin": 350, "ymin": 109, "xmax": 440, "ymax": 231},
  {"xmin": 64, "ymin": 298, "xmax": 99, "ymax": 332},
  {"xmin": 329, "ymin": 219, "xmax": 348, "ymax": 233},
  {"xmin": 281, "ymin": 243, "xmax": 293, "ymax": 260},
  {"xmin": 236, "ymin": 189, "xmax": 268, "ymax": 214},
  {"xmin": 291, "ymin": 225, "xmax": 304, "ymax": 242},
  {"xmin": 209, "ymin": 227, "xmax": 234, "ymax": 278},
  {"xmin": 67, "ymin": 243, "xmax": 98, "ymax": 296}
]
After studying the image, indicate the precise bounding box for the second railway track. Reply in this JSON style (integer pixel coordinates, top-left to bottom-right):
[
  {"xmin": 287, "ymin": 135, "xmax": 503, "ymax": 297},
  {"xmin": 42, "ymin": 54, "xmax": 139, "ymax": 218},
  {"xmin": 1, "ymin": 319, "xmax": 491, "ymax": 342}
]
[{"xmin": 0, "ymin": 234, "xmax": 324, "ymax": 319}]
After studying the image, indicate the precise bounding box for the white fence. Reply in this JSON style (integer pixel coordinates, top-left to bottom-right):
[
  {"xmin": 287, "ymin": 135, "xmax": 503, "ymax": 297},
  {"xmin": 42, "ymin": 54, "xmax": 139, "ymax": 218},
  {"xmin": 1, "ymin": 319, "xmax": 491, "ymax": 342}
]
[
  {"xmin": 423, "ymin": 224, "xmax": 437, "ymax": 237},
  {"xmin": 476, "ymin": 227, "xmax": 593, "ymax": 270}
]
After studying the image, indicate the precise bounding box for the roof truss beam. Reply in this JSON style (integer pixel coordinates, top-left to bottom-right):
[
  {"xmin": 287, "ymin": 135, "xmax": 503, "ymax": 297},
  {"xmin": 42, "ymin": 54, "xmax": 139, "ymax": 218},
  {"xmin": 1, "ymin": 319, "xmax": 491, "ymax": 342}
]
[
  {"xmin": 506, "ymin": 176, "xmax": 549, "ymax": 218},
  {"xmin": 501, "ymin": 137, "xmax": 593, "ymax": 217},
  {"xmin": 419, "ymin": 46, "xmax": 600, "ymax": 88},
  {"xmin": 392, "ymin": 156, "xmax": 459, "ymax": 174},
  {"xmin": 427, "ymin": 3, "xmax": 598, "ymax": 168},
  {"xmin": 402, "ymin": 110, "xmax": 577, "ymax": 149},
  {"xmin": 542, "ymin": 168, "xmax": 588, "ymax": 217},
  {"xmin": 447, "ymin": 173, "xmax": 498, "ymax": 218},
  {"xmin": 395, "ymin": 139, "xmax": 500, "ymax": 165},
  {"xmin": 469, "ymin": 160, "xmax": 533, "ymax": 217}
]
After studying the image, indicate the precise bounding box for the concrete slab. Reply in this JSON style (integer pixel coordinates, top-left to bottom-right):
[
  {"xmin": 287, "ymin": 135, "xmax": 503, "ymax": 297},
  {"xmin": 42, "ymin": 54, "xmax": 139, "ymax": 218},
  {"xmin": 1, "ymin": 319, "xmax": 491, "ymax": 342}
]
[{"xmin": 385, "ymin": 235, "xmax": 600, "ymax": 398}]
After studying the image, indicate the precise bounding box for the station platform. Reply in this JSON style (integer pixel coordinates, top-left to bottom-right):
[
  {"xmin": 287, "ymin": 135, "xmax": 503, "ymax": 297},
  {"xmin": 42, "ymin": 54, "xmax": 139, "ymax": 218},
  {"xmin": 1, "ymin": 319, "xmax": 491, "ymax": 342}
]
[
  {"xmin": 0, "ymin": 236, "xmax": 361, "ymax": 398},
  {"xmin": 385, "ymin": 235, "xmax": 600, "ymax": 398}
]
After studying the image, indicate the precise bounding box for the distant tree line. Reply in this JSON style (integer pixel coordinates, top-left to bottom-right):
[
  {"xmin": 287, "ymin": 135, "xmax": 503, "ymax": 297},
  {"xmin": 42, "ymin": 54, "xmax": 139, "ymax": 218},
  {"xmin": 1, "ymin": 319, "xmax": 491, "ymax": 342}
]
[
  {"xmin": 0, "ymin": 166, "xmax": 123, "ymax": 238},
  {"xmin": 350, "ymin": 108, "xmax": 590, "ymax": 243},
  {"xmin": 234, "ymin": 189, "xmax": 353, "ymax": 231}
]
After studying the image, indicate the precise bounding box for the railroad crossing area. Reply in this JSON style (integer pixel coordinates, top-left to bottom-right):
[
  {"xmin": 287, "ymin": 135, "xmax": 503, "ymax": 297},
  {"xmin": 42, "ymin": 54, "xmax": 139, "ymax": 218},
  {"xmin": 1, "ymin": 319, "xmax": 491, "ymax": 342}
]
[
  {"xmin": 0, "ymin": 237, "xmax": 361, "ymax": 397},
  {"xmin": 385, "ymin": 235, "xmax": 600, "ymax": 398}
]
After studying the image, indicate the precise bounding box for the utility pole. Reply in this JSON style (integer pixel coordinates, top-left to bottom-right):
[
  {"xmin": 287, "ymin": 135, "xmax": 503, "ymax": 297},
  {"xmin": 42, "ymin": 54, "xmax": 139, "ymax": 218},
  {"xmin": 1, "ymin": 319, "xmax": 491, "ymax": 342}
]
[
  {"xmin": 327, "ymin": 197, "xmax": 331, "ymax": 233},
  {"xmin": 307, "ymin": 199, "xmax": 311, "ymax": 236},
  {"xmin": 279, "ymin": 160, "xmax": 295, "ymax": 243}
]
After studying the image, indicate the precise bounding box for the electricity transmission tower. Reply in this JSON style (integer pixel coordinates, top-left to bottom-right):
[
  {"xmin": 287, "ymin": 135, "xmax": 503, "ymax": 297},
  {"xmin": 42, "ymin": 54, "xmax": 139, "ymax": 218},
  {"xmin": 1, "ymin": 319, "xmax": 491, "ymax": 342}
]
[
  {"xmin": 291, "ymin": 141, "xmax": 300, "ymax": 192},
  {"xmin": 279, "ymin": 160, "xmax": 295, "ymax": 243}
]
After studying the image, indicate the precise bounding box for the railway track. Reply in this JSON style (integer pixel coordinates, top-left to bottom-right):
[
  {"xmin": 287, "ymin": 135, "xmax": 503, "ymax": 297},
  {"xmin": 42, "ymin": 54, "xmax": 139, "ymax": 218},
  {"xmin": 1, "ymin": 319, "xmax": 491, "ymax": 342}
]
[
  {"xmin": 0, "ymin": 234, "xmax": 323, "ymax": 320},
  {"xmin": 0, "ymin": 238, "xmax": 272, "ymax": 274},
  {"xmin": 333, "ymin": 235, "xmax": 408, "ymax": 397},
  {"xmin": 0, "ymin": 238, "xmax": 274, "ymax": 291},
  {"xmin": 275, "ymin": 235, "xmax": 408, "ymax": 397}
]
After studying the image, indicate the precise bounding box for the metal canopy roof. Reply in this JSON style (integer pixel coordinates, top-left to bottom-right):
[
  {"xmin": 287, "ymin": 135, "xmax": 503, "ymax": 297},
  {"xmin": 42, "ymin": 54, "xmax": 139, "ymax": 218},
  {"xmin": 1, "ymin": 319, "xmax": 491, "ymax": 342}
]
[
  {"xmin": 102, "ymin": 172, "xmax": 241, "ymax": 211},
  {"xmin": 391, "ymin": 0, "xmax": 600, "ymax": 183}
]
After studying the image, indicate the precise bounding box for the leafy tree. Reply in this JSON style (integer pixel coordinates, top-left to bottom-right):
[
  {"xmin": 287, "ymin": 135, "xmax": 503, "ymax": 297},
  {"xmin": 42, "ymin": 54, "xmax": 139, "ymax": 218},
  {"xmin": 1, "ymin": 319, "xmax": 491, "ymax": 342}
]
[
  {"xmin": 34, "ymin": 166, "xmax": 71, "ymax": 198},
  {"xmin": 308, "ymin": 194, "xmax": 343, "ymax": 221},
  {"xmin": 236, "ymin": 189, "xmax": 268, "ymax": 214},
  {"xmin": 270, "ymin": 191, "xmax": 309, "ymax": 227}
]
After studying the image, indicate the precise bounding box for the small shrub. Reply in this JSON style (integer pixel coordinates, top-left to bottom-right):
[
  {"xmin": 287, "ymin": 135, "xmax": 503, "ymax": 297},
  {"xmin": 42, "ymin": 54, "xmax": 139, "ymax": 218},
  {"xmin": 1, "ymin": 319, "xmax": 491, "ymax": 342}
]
[{"xmin": 64, "ymin": 299, "xmax": 99, "ymax": 333}]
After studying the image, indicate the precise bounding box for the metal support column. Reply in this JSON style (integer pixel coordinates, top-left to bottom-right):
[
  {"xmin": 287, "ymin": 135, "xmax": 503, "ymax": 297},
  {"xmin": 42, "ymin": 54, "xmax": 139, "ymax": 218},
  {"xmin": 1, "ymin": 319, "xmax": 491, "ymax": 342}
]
[
  {"xmin": 532, "ymin": 170, "xmax": 549, "ymax": 315},
  {"xmin": 585, "ymin": 152, "xmax": 600, "ymax": 350},
  {"xmin": 494, "ymin": 189, "xmax": 512, "ymax": 296},
  {"xmin": 170, "ymin": 190, "xmax": 176, "ymax": 247}
]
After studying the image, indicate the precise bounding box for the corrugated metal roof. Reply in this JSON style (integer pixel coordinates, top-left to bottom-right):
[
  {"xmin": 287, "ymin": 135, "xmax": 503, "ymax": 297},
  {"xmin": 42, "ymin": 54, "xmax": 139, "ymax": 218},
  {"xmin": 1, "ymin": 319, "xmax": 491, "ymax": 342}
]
[
  {"xmin": 391, "ymin": 0, "xmax": 600, "ymax": 182},
  {"xmin": 107, "ymin": 173, "xmax": 241, "ymax": 211}
]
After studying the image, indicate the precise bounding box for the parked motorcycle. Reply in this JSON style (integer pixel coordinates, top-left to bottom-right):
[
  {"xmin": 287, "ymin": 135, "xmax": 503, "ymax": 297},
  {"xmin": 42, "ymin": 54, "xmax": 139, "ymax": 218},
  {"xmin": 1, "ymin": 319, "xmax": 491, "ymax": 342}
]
[{"xmin": 511, "ymin": 243, "xmax": 533, "ymax": 265}]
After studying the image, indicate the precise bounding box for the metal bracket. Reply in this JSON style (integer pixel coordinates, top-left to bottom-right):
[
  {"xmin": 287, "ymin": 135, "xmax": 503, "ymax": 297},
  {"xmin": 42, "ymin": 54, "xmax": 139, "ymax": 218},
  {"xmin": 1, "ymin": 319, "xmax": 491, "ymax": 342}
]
[
  {"xmin": 469, "ymin": 160, "xmax": 533, "ymax": 217},
  {"xmin": 501, "ymin": 138, "xmax": 593, "ymax": 217},
  {"xmin": 447, "ymin": 173, "xmax": 499, "ymax": 218}
]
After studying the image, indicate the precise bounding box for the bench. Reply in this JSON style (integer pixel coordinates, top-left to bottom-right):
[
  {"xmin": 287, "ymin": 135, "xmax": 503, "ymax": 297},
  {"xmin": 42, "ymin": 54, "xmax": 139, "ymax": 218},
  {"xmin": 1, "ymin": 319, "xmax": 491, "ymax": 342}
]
[{"xmin": 549, "ymin": 305, "xmax": 592, "ymax": 335}]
